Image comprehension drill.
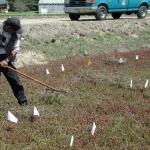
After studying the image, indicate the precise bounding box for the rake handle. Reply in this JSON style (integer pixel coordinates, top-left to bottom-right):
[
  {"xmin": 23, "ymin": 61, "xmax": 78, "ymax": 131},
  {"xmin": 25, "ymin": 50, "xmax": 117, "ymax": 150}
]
[{"xmin": 5, "ymin": 66, "xmax": 67, "ymax": 93}]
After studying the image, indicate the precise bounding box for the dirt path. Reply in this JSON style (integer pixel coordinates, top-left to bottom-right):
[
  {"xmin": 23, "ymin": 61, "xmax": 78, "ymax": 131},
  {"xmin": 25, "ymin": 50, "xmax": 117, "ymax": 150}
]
[
  {"xmin": 0, "ymin": 15, "xmax": 150, "ymax": 25},
  {"xmin": 20, "ymin": 16, "xmax": 150, "ymax": 25}
]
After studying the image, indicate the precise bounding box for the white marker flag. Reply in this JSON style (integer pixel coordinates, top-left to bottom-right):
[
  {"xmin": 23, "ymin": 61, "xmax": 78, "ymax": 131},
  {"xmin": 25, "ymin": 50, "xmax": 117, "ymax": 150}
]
[
  {"xmin": 91, "ymin": 122, "xmax": 96, "ymax": 135},
  {"xmin": 61, "ymin": 64, "xmax": 65, "ymax": 72},
  {"xmin": 118, "ymin": 58, "xmax": 124, "ymax": 64},
  {"xmin": 34, "ymin": 106, "xmax": 40, "ymax": 116},
  {"xmin": 130, "ymin": 80, "xmax": 133, "ymax": 88},
  {"xmin": 70, "ymin": 136, "xmax": 74, "ymax": 147},
  {"xmin": 135, "ymin": 55, "xmax": 139, "ymax": 60},
  {"xmin": 7, "ymin": 111, "xmax": 18, "ymax": 123},
  {"xmin": 144, "ymin": 80, "xmax": 149, "ymax": 88},
  {"xmin": 46, "ymin": 69, "xmax": 50, "ymax": 75}
]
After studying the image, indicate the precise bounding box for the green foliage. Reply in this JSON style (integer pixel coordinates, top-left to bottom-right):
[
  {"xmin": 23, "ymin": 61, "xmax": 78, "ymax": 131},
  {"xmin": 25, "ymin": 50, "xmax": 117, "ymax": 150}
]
[
  {"xmin": 8, "ymin": 0, "xmax": 39, "ymax": 12},
  {"xmin": 21, "ymin": 0, "xmax": 39, "ymax": 11},
  {"xmin": 9, "ymin": 0, "xmax": 29, "ymax": 12},
  {"xmin": 0, "ymin": 50, "xmax": 149, "ymax": 149}
]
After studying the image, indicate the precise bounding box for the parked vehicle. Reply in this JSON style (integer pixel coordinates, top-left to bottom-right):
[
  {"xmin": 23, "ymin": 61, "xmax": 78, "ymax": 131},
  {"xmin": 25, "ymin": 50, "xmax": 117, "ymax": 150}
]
[{"xmin": 64, "ymin": 0, "xmax": 150, "ymax": 20}]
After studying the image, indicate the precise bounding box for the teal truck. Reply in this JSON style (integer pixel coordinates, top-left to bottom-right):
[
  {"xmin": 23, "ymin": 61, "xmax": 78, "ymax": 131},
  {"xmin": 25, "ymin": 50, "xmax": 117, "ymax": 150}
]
[{"xmin": 64, "ymin": 0, "xmax": 150, "ymax": 20}]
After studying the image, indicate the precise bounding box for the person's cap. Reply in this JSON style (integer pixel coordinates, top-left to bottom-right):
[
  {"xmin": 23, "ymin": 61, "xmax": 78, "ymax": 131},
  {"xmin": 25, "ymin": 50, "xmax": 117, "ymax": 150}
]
[{"xmin": 4, "ymin": 17, "xmax": 23, "ymax": 34}]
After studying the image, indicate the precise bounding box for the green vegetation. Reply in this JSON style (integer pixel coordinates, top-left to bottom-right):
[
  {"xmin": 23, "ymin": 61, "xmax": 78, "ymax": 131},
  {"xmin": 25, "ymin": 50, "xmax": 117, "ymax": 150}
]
[
  {"xmin": 0, "ymin": 11, "xmax": 65, "ymax": 17},
  {"xmin": 0, "ymin": 11, "xmax": 38, "ymax": 16},
  {"xmin": 0, "ymin": 49, "xmax": 149, "ymax": 149},
  {"xmin": 0, "ymin": 13, "xmax": 150, "ymax": 149},
  {"xmin": 23, "ymin": 30, "xmax": 150, "ymax": 60},
  {"xmin": 9, "ymin": 0, "xmax": 39, "ymax": 12}
]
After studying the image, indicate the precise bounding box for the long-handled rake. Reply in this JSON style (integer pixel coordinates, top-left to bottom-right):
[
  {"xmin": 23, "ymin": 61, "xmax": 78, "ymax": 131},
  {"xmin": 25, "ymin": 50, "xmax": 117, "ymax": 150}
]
[{"xmin": 5, "ymin": 66, "xmax": 67, "ymax": 93}]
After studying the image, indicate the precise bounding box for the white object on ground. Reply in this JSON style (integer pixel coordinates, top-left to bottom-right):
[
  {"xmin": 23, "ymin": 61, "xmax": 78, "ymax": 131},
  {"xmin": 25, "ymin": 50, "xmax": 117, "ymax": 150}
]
[
  {"xmin": 46, "ymin": 69, "xmax": 50, "ymax": 75},
  {"xmin": 40, "ymin": 8, "xmax": 48, "ymax": 14},
  {"xmin": 91, "ymin": 122, "xmax": 96, "ymax": 135},
  {"xmin": 34, "ymin": 106, "xmax": 40, "ymax": 116},
  {"xmin": 144, "ymin": 80, "xmax": 149, "ymax": 88},
  {"xmin": 7, "ymin": 111, "xmax": 18, "ymax": 123},
  {"xmin": 118, "ymin": 58, "xmax": 124, "ymax": 64},
  {"xmin": 84, "ymin": 51, "xmax": 89, "ymax": 56},
  {"xmin": 70, "ymin": 136, "xmax": 74, "ymax": 147},
  {"xmin": 130, "ymin": 80, "xmax": 133, "ymax": 88},
  {"xmin": 135, "ymin": 55, "xmax": 139, "ymax": 60},
  {"xmin": 61, "ymin": 64, "xmax": 65, "ymax": 72}
]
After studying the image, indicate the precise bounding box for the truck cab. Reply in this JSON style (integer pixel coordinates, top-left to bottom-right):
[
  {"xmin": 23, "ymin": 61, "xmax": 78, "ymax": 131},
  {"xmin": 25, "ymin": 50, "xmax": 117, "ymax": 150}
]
[{"xmin": 64, "ymin": 0, "xmax": 150, "ymax": 20}]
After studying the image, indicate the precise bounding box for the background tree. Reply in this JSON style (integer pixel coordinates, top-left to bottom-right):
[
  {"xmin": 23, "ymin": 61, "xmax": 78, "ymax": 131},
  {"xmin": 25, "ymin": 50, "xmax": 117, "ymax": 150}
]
[
  {"xmin": 22, "ymin": 0, "xmax": 39, "ymax": 11},
  {"xmin": 8, "ymin": 0, "xmax": 39, "ymax": 12}
]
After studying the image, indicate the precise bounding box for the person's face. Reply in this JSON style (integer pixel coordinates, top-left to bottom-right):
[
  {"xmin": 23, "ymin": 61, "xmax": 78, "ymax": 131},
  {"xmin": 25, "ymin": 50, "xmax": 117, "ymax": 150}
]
[{"xmin": 3, "ymin": 25, "xmax": 15, "ymax": 33}]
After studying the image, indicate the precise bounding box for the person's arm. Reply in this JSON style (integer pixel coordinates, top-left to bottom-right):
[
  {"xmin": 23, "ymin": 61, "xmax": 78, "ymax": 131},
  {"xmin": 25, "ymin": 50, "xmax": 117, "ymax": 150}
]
[
  {"xmin": 0, "ymin": 36, "xmax": 20, "ymax": 67},
  {"xmin": 10, "ymin": 36, "xmax": 20, "ymax": 57},
  {"xmin": 5, "ymin": 36, "xmax": 20, "ymax": 62}
]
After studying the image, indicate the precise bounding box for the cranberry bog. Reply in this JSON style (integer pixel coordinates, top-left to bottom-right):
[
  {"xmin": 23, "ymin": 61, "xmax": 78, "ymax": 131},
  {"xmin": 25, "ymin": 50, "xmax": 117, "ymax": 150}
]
[{"xmin": 0, "ymin": 49, "xmax": 149, "ymax": 149}]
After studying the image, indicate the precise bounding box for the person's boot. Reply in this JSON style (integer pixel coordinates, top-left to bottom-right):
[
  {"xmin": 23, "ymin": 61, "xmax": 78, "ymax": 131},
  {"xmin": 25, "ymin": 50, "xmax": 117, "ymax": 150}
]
[{"xmin": 19, "ymin": 100, "xmax": 28, "ymax": 106}]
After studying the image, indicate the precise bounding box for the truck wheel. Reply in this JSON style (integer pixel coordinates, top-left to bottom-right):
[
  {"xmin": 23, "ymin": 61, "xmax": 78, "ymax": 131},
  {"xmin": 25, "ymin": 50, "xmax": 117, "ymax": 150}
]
[
  {"xmin": 69, "ymin": 14, "xmax": 80, "ymax": 21},
  {"xmin": 137, "ymin": 5, "xmax": 147, "ymax": 19},
  {"xmin": 95, "ymin": 5, "xmax": 107, "ymax": 20},
  {"xmin": 111, "ymin": 13, "xmax": 122, "ymax": 19}
]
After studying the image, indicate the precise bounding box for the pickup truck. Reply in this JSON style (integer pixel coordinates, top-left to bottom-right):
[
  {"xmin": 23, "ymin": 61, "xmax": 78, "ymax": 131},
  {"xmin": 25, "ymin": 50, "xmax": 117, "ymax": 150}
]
[{"xmin": 64, "ymin": 0, "xmax": 150, "ymax": 20}]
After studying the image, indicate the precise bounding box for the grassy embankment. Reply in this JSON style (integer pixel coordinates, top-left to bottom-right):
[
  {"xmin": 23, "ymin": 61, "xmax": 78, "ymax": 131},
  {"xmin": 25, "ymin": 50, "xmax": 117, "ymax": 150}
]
[
  {"xmin": 0, "ymin": 11, "xmax": 66, "ymax": 17},
  {"xmin": 23, "ymin": 30, "xmax": 150, "ymax": 60}
]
